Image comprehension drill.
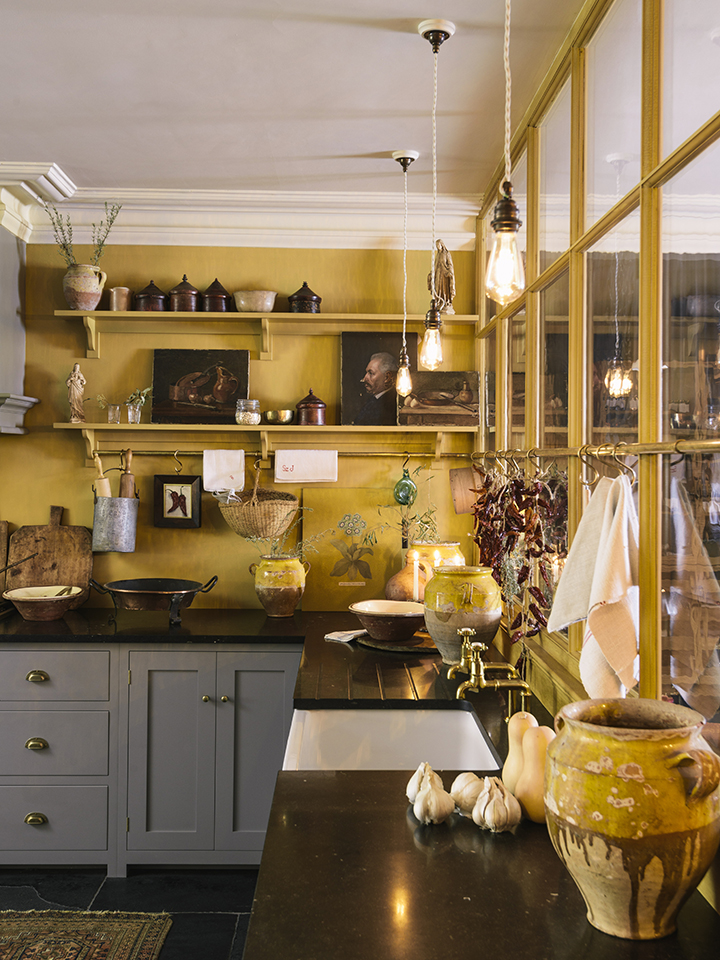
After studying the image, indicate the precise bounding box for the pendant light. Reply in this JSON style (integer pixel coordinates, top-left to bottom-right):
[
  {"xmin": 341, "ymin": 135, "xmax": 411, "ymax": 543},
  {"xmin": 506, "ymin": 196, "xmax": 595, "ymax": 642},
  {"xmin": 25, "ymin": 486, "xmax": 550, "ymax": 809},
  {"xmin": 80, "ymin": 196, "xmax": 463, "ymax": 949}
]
[
  {"xmin": 604, "ymin": 155, "xmax": 633, "ymax": 399},
  {"xmin": 485, "ymin": 0, "xmax": 525, "ymax": 306},
  {"xmin": 392, "ymin": 150, "xmax": 419, "ymax": 398},
  {"xmin": 418, "ymin": 18, "xmax": 455, "ymax": 370}
]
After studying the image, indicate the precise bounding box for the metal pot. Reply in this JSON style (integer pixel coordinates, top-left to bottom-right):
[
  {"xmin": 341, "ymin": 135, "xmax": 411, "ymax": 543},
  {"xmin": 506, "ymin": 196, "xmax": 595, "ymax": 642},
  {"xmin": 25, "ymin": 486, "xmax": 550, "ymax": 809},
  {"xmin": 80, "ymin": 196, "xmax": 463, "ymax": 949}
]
[{"xmin": 90, "ymin": 576, "xmax": 218, "ymax": 625}]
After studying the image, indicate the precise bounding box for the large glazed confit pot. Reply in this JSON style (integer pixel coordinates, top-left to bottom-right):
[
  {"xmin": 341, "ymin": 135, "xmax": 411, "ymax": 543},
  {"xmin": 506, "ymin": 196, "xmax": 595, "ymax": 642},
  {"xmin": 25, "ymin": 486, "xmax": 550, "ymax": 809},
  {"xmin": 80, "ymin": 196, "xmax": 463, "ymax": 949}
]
[
  {"xmin": 423, "ymin": 565, "xmax": 501, "ymax": 664},
  {"xmin": 544, "ymin": 697, "xmax": 720, "ymax": 940},
  {"xmin": 249, "ymin": 555, "xmax": 310, "ymax": 618}
]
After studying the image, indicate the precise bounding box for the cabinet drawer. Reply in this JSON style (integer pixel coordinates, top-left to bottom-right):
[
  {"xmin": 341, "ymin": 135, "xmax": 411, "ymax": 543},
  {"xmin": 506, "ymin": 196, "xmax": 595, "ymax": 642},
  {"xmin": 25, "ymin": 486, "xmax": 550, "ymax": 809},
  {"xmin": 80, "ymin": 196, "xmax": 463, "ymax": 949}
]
[
  {"xmin": 0, "ymin": 711, "xmax": 109, "ymax": 775},
  {"xmin": 0, "ymin": 786, "xmax": 107, "ymax": 850},
  {"xmin": 0, "ymin": 651, "xmax": 110, "ymax": 701}
]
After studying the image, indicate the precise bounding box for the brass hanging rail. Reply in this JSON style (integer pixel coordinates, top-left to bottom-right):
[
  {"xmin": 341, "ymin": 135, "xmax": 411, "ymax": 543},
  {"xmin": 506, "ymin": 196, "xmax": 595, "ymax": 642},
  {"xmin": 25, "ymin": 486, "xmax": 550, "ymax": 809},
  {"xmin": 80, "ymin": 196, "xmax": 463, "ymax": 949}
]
[
  {"xmin": 472, "ymin": 438, "xmax": 720, "ymax": 463},
  {"xmin": 95, "ymin": 449, "xmax": 470, "ymax": 459}
]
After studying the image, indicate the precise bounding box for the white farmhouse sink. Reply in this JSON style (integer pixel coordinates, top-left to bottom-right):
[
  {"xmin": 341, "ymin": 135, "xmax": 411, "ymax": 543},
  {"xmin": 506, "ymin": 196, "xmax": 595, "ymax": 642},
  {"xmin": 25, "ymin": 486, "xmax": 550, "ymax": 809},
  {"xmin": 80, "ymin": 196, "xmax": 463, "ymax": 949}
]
[{"xmin": 282, "ymin": 708, "xmax": 500, "ymax": 772}]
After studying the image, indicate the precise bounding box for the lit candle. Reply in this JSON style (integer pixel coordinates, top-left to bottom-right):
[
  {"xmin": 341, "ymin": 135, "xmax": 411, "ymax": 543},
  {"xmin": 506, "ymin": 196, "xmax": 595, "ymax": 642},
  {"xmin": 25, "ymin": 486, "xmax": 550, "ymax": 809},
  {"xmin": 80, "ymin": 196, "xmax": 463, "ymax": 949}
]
[
  {"xmin": 412, "ymin": 559, "xmax": 419, "ymax": 601},
  {"xmin": 433, "ymin": 549, "xmax": 441, "ymax": 567}
]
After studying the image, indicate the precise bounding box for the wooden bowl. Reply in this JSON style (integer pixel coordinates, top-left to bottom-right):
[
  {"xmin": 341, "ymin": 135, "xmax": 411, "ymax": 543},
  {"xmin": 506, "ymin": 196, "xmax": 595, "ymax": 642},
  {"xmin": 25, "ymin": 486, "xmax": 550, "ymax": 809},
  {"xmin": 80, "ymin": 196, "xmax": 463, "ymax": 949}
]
[
  {"xmin": 3, "ymin": 586, "xmax": 84, "ymax": 621},
  {"xmin": 349, "ymin": 600, "xmax": 425, "ymax": 643}
]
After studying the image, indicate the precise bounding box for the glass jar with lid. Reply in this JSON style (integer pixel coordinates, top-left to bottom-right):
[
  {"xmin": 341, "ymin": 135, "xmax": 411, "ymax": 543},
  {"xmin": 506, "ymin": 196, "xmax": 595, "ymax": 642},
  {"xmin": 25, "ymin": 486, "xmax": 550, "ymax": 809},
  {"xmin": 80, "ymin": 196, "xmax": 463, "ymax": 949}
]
[{"xmin": 236, "ymin": 399, "xmax": 261, "ymax": 425}]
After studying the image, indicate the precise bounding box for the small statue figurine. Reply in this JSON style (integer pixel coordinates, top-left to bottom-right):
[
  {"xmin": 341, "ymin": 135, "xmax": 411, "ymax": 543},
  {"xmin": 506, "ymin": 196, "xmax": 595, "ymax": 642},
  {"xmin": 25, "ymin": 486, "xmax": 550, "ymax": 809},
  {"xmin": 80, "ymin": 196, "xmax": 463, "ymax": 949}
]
[
  {"xmin": 66, "ymin": 362, "xmax": 86, "ymax": 423},
  {"xmin": 428, "ymin": 239, "xmax": 456, "ymax": 315}
]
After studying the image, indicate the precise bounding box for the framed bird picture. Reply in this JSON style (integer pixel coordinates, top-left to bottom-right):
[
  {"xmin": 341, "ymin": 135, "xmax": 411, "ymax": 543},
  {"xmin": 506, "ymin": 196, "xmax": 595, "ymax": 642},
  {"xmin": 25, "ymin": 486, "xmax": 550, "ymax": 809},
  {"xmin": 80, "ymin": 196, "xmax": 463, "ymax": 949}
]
[{"xmin": 153, "ymin": 475, "xmax": 202, "ymax": 528}]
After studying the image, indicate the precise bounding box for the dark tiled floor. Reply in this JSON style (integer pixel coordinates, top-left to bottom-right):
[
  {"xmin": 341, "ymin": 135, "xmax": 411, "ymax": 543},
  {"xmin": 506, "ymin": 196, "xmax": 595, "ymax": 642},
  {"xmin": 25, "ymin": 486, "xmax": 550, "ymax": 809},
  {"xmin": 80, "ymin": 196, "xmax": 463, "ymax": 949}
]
[{"xmin": 0, "ymin": 867, "xmax": 258, "ymax": 959}]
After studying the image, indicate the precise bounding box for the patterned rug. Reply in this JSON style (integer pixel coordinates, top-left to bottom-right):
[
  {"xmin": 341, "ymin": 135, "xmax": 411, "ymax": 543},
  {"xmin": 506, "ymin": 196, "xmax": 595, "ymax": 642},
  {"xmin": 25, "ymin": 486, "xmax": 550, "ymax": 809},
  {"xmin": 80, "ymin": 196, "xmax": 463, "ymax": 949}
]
[{"xmin": 0, "ymin": 910, "xmax": 172, "ymax": 960}]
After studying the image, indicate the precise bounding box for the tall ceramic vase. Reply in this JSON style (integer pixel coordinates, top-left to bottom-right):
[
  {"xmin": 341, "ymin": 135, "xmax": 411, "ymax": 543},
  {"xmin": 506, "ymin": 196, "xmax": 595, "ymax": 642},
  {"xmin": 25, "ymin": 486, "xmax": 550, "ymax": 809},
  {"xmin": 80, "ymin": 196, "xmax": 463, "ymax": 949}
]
[
  {"xmin": 423, "ymin": 565, "xmax": 502, "ymax": 664},
  {"xmin": 544, "ymin": 698, "xmax": 720, "ymax": 940},
  {"xmin": 63, "ymin": 264, "xmax": 107, "ymax": 310},
  {"xmin": 249, "ymin": 555, "xmax": 310, "ymax": 617}
]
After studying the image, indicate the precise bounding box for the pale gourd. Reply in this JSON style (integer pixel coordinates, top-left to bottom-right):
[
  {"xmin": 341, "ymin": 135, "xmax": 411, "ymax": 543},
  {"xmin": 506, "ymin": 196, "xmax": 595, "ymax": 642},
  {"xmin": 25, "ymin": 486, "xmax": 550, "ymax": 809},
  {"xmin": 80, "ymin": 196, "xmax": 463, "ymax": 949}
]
[
  {"xmin": 501, "ymin": 711, "xmax": 538, "ymax": 794},
  {"xmin": 513, "ymin": 725, "xmax": 556, "ymax": 823}
]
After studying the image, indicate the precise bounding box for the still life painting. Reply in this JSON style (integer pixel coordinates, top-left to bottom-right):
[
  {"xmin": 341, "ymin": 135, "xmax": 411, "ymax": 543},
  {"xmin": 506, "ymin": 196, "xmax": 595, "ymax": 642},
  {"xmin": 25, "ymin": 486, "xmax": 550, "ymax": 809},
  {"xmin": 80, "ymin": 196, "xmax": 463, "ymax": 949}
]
[
  {"xmin": 397, "ymin": 370, "xmax": 480, "ymax": 426},
  {"xmin": 151, "ymin": 349, "xmax": 249, "ymax": 424},
  {"xmin": 301, "ymin": 488, "xmax": 403, "ymax": 610}
]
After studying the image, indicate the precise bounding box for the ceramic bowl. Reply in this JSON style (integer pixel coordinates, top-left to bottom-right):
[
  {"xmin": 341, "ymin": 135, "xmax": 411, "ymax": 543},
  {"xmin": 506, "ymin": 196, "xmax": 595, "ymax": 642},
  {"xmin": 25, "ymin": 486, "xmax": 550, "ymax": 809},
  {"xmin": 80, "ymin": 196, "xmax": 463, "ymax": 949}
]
[
  {"xmin": 349, "ymin": 599, "xmax": 425, "ymax": 643},
  {"xmin": 264, "ymin": 409, "xmax": 295, "ymax": 424},
  {"xmin": 3, "ymin": 585, "xmax": 83, "ymax": 621},
  {"xmin": 233, "ymin": 290, "xmax": 277, "ymax": 313}
]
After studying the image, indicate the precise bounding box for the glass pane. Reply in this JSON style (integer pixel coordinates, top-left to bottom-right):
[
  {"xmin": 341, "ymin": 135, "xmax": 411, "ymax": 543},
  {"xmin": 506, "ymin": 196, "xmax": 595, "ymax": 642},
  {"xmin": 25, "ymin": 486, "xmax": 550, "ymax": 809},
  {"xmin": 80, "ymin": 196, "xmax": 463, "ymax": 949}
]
[
  {"xmin": 663, "ymin": 140, "xmax": 720, "ymax": 441},
  {"xmin": 664, "ymin": 1, "xmax": 720, "ymax": 158},
  {"xmin": 540, "ymin": 272, "xmax": 570, "ymax": 448},
  {"xmin": 588, "ymin": 211, "xmax": 641, "ymax": 444},
  {"xmin": 481, "ymin": 328, "xmax": 496, "ymax": 448},
  {"xmin": 662, "ymin": 453, "xmax": 720, "ymax": 722},
  {"xmin": 539, "ymin": 79, "xmax": 571, "ymax": 272},
  {"xmin": 510, "ymin": 311, "xmax": 526, "ymax": 449},
  {"xmin": 585, "ymin": 0, "xmax": 642, "ymax": 227}
]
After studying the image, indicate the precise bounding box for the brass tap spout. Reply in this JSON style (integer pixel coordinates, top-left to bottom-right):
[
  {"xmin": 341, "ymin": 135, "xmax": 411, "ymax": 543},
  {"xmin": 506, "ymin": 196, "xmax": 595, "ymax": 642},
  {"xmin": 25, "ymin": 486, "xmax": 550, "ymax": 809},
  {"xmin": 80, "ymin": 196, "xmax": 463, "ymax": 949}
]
[{"xmin": 449, "ymin": 627, "xmax": 531, "ymax": 716}]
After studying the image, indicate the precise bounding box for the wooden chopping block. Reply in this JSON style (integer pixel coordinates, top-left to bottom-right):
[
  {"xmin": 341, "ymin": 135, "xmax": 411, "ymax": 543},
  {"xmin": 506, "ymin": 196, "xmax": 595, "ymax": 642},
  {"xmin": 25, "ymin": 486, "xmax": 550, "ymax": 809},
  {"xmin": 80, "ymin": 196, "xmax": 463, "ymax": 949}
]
[
  {"xmin": 449, "ymin": 466, "xmax": 482, "ymax": 515},
  {"xmin": 6, "ymin": 506, "xmax": 93, "ymax": 609}
]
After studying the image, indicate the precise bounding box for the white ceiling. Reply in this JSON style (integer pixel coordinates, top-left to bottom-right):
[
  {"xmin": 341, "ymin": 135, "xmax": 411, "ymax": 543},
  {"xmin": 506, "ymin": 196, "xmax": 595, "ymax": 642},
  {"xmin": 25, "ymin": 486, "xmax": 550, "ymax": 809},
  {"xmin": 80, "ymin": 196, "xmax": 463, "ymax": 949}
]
[{"xmin": 0, "ymin": 0, "xmax": 586, "ymax": 246}]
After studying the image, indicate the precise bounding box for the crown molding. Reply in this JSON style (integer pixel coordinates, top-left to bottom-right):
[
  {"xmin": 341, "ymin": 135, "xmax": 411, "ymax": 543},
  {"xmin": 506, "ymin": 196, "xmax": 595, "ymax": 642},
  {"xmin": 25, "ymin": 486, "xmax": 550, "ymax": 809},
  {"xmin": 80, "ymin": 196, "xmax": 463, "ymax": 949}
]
[
  {"xmin": 19, "ymin": 184, "xmax": 482, "ymax": 251},
  {"xmin": 0, "ymin": 162, "xmax": 77, "ymax": 204},
  {"xmin": 0, "ymin": 190, "xmax": 33, "ymax": 242}
]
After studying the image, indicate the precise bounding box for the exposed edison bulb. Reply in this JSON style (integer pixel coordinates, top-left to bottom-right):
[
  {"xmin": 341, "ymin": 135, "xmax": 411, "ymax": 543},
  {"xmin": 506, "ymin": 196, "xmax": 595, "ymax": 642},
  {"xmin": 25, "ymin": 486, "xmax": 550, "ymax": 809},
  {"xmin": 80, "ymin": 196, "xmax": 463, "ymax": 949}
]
[
  {"xmin": 605, "ymin": 359, "xmax": 633, "ymax": 398},
  {"xmin": 396, "ymin": 360, "xmax": 413, "ymax": 397},
  {"xmin": 419, "ymin": 327, "xmax": 443, "ymax": 370},
  {"xmin": 485, "ymin": 231, "xmax": 525, "ymax": 306}
]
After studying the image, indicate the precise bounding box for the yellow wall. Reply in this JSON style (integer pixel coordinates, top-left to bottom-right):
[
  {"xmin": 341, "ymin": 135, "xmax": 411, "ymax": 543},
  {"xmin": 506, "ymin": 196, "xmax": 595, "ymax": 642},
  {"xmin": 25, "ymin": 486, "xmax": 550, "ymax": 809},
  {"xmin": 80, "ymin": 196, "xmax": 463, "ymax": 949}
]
[{"xmin": 2, "ymin": 243, "xmax": 477, "ymax": 611}]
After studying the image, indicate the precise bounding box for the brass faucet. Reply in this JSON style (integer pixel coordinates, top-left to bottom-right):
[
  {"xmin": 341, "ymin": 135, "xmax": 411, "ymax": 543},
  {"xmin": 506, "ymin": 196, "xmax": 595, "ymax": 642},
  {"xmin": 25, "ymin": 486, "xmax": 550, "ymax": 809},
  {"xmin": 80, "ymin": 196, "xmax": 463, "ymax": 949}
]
[{"xmin": 447, "ymin": 628, "xmax": 530, "ymax": 716}]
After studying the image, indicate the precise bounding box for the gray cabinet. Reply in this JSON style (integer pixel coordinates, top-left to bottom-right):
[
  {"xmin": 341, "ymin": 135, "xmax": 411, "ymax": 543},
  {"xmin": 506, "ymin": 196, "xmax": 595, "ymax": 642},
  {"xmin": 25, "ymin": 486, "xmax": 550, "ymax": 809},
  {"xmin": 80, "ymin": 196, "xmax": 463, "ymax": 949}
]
[{"xmin": 123, "ymin": 645, "xmax": 301, "ymax": 872}]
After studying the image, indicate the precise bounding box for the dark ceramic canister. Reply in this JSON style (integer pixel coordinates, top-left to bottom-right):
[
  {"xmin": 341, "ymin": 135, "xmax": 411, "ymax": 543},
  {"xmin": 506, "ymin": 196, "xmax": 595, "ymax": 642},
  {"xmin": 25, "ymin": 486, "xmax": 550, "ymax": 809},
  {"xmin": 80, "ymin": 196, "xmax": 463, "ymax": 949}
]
[
  {"xmin": 296, "ymin": 388, "xmax": 326, "ymax": 425},
  {"xmin": 202, "ymin": 278, "xmax": 234, "ymax": 312},
  {"xmin": 169, "ymin": 275, "xmax": 201, "ymax": 312},
  {"xmin": 288, "ymin": 281, "xmax": 322, "ymax": 314},
  {"xmin": 134, "ymin": 280, "xmax": 168, "ymax": 311}
]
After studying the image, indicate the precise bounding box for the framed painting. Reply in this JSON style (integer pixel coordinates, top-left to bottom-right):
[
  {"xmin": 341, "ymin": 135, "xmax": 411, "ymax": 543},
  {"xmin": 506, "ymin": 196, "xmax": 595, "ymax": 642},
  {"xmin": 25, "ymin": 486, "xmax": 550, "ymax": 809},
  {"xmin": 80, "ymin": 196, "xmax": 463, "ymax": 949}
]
[
  {"xmin": 397, "ymin": 370, "xmax": 480, "ymax": 427},
  {"xmin": 341, "ymin": 332, "xmax": 418, "ymax": 426},
  {"xmin": 300, "ymin": 488, "xmax": 403, "ymax": 611},
  {"xmin": 151, "ymin": 348, "xmax": 249, "ymax": 424},
  {"xmin": 153, "ymin": 475, "xmax": 202, "ymax": 528}
]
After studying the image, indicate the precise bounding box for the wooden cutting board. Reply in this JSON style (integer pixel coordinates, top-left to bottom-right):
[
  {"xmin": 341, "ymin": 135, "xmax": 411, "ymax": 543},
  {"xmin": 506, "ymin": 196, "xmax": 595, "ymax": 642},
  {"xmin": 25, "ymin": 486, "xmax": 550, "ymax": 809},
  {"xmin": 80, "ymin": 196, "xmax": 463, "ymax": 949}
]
[{"xmin": 6, "ymin": 506, "xmax": 93, "ymax": 608}]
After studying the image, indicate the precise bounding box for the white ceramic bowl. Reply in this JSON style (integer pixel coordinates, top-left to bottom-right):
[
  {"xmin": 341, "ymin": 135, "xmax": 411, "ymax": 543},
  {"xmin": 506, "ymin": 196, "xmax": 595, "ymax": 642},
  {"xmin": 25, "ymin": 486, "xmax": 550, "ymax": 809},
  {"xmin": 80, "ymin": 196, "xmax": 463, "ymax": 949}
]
[
  {"xmin": 233, "ymin": 290, "xmax": 277, "ymax": 313},
  {"xmin": 349, "ymin": 600, "xmax": 425, "ymax": 642}
]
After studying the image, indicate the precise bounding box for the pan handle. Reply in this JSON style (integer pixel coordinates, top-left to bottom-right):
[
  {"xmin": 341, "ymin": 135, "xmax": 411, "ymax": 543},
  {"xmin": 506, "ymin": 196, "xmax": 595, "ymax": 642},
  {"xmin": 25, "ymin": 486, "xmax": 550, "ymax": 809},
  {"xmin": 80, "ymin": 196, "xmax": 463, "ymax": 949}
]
[
  {"xmin": 199, "ymin": 575, "xmax": 219, "ymax": 594},
  {"xmin": 89, "ymin": 578, "xmax": 111, "ymax": 595}
]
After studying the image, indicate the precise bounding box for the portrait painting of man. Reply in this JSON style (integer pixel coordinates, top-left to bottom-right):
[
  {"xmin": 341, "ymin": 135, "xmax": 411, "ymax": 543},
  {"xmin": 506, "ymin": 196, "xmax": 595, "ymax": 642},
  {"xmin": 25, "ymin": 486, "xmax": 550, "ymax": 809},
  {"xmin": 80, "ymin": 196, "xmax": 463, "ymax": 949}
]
[{"xmin": 340, "ymin": 332, "xmax": 418, "ymax": 426}]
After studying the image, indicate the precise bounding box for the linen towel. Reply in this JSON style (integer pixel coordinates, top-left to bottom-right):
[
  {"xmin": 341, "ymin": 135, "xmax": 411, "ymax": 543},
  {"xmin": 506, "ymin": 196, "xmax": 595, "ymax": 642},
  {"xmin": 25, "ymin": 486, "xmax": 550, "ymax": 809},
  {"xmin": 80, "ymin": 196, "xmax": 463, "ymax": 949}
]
[
  {"xmin": 275, "ymin": 449, "xmax": 338, "ymax": 483},
  {"xmin": 202, "ymin": 449, "xmax": 244, "ymax": 493}
]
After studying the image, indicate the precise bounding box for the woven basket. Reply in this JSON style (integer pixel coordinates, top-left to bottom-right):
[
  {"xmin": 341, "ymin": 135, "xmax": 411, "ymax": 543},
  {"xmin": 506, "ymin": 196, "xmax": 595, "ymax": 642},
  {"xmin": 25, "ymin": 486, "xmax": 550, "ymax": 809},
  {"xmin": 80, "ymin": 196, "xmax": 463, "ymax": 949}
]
[{"xmin": 218, "ymin": 471, "xmax": 298, "ymax": 539}]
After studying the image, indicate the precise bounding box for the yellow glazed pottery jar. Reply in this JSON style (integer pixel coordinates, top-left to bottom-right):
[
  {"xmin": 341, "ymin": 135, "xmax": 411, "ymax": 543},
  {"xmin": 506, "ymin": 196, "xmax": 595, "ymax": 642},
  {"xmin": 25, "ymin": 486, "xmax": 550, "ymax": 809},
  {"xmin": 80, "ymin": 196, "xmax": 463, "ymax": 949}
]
[
  {"xmin": 544, "ymin": 698, "xmax": 720, "ymax": 940},
  {"xmin": 62, "ymin": 264, "xmax": 107, "ymax": 310},
  {"xmin": 249, "ymin": 555, "xmax": 310, "ymax": 618},
  {"xmin": 423, "ymin": 565, "xmax": 501, "ymax": 664}
]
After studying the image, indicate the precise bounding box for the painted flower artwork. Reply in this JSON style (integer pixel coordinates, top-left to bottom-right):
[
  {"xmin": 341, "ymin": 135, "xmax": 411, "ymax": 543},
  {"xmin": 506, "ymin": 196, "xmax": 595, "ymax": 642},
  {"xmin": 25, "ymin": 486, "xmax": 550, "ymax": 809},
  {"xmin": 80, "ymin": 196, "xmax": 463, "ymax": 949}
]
[{"xmin": 330, "ymin": 514, "xmax": 373, "ymax": 581}]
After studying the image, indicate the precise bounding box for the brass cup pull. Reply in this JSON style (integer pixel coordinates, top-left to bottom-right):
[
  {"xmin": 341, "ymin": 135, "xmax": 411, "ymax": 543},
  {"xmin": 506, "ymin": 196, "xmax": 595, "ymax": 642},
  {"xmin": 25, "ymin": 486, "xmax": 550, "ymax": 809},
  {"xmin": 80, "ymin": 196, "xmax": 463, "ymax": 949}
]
[
  {"xmin": 220, "ymin": 696, "xmax": 229, "ymax": 703},
  {"xmin": 26, "ymin": 670, "xmax": 49, "ymax": 683},
  {"xmin": 202, "ymin": 695, "xmax": 211, "ymax": 702},
  {"xmin": 24, "ymin": 812, "xmax": 48, "ymax": 825},
  {"xmin": 25, "ymin": 738, "xmax": 48, "ymax": 751}
]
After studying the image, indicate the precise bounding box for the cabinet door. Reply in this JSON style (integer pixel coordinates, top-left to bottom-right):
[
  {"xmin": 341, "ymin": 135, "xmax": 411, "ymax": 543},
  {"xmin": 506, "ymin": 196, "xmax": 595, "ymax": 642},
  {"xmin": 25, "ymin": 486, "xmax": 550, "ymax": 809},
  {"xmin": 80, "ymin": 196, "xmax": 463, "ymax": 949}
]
[
  {"xmin": 127, "ymin": 651, "xmax": 217, "ymax": 850},
  {"xmin": 214, "ymin": 649, "xmax": 301, "ymax": 852}
]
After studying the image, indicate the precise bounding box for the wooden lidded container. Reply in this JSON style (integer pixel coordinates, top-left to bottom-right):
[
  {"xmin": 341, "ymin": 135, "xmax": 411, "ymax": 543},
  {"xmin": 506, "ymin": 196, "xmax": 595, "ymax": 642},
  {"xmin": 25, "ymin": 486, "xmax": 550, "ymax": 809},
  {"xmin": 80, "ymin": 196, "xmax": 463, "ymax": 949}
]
[
  {"xmin": 169, "ymin": 275, "xmax": 201, "ymax": 312},
  {"xmin": 134, "ymin": 280, "xmax": 168, "ymax": 311},
  {"xmin": 296, "ymin": 388, "xmax": 326, "ymax": 425},
  {"xmin": 288, "ymin": 281, "xmax": 322, "ymax": 314},
  {"xmin": 202, "ymin": 278, "xmax": 234, "ymax": 312}
]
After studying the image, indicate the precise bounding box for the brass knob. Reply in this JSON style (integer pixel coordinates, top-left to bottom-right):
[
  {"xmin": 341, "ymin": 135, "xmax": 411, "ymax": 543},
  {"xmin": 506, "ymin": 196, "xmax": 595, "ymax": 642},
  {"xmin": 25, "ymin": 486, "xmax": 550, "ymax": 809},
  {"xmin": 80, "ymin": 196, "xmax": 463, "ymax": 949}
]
[
  {"xmin": 24, "ymin": 812, "xmax": 48, "ymax": 825},
  {"xmin": 202, "ymin": 695, "xmax": 211, "ymax": 702},
  {"xmin": 26, "ymin": 670, "xmax": 49, "ymax": 683},
  {"xmin": 220, "ymin": 696, "xmax": 229, "ymax": 703},
  {"xmin": 25, "ymin": 738, "xmax": 48, "ymax": 751}
]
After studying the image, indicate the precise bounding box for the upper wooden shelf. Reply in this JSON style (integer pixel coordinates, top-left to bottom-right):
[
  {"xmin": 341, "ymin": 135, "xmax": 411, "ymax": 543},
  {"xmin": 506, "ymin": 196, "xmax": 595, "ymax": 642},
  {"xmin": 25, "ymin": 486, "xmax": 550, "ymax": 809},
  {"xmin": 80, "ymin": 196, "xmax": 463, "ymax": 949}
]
[{"xmin": 52, "ymin": 310, "xmax": 480, "ymax": 359}]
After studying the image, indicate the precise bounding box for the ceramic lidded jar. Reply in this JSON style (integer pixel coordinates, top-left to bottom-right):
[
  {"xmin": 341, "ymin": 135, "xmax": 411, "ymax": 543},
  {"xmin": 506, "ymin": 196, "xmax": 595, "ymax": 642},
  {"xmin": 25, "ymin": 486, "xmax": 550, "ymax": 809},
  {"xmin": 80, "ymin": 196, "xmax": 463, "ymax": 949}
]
[
  {"xmin": 288, "ymin": 281, "xmax": 322, "ymax": 314},
  {"xmin": 169, "ymin": 275, "xmax": 200, "ymax": 312},
  {"xmin": 296, "ymin": 388, "xmax": 326, "ymax": 425},
  {"xmin": 135, "ymin": 280, "xmax": 168, "ymax": 311},
  {"xmin": 202, "ymin": 278, "xmax": 233, "ymax": 312},
  {"xmin": 249, "ymin": 555, "xmax": 310, "ymax": 617},
  {"xmin": 544, "ymin": 698, "xmax": 720, "ymax": 940},
  {"xmin": 423, "ymin": 565, "xmax": 502, "ymax": 664}
]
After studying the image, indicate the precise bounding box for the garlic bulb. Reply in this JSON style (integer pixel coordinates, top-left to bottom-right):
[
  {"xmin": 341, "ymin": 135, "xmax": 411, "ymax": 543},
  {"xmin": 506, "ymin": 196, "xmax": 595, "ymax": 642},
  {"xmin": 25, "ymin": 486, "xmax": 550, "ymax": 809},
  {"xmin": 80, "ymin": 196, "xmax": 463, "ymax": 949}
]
[
  {"xmin": 412, "ymin": 768, "xmax": 455, "ymax": 825},
  {"xmin": 449, "ymin": 771, "xmax": 484, "ymax": 815},
  {"xmin": 406, "ymin": 761, "xmax": 442, "ymax": 803},
  {"xmin": 472, "ymin": 776, "xmax": 522, "ymax": 832}
]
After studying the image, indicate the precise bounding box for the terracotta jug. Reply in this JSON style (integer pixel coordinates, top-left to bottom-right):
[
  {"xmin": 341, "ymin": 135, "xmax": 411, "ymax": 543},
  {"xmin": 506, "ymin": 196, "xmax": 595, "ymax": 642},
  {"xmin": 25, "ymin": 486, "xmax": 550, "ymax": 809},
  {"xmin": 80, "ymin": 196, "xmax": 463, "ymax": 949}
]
[
  {"xmin": 62, "ymin": 264, "xmax": 107, "ymax": 310},
  {"xmin": 249, "ymin": 555, "xmax": 310, "ymax": 618},
  {"xmin": 545, "ymin": 698, "xmax": 720, "ymax": 940},
  {"xmin": 423, "ymin": 565, "xmax": 502, "ymax": 664}
]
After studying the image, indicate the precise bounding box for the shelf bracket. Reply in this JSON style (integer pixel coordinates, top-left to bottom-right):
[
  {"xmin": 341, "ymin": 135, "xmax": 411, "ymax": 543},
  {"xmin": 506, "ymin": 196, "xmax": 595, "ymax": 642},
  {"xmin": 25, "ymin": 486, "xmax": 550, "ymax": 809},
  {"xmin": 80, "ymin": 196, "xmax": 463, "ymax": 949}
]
[
  {"xmin": 260, "ymin": 318, "xmax": 273, "ymax": 360},
  {"xmin": 432, "ymin": 432, "xmax": 447, "ymax": 469},
  {"xmin": 82, "ymin": 316, "xmax": 99, "ymax": 358},
  {"xmin": 80, "ymin": 427, "xmax": 96, "ymax": 462}
]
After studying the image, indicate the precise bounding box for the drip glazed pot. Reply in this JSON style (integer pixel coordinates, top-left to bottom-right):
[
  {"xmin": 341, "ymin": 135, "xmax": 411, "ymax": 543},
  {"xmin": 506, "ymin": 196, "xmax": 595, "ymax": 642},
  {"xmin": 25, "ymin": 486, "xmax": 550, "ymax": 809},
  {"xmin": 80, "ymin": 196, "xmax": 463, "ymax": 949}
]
[
  {"xmin": 544, "ymin": 698, "xmax": 720, "ymax": 940},
  {"xmin": 249, "ymin": 555, "xmax": 310, "ymax": 617},
  {"xmin": 423, "ymin": 565, "xmax": 501, "ymax": 664},
  {"xmin": 62, "ymin": 264, "xmax": 107, "ymax": 310}
]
